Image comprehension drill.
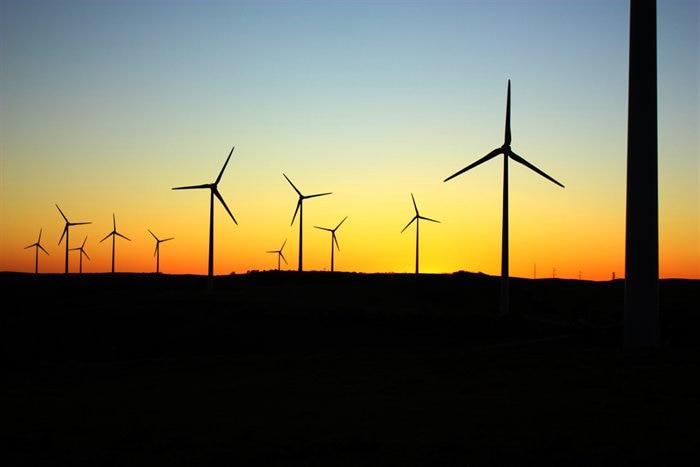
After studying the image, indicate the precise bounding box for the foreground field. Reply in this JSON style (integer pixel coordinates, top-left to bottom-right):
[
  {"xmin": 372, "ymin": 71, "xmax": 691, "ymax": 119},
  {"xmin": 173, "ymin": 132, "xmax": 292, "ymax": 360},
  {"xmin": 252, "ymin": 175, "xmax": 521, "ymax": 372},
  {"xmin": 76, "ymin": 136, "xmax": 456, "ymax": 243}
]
[{"xmin": 2, "ymin": 272, "xmax": 699, "ymax": 466}]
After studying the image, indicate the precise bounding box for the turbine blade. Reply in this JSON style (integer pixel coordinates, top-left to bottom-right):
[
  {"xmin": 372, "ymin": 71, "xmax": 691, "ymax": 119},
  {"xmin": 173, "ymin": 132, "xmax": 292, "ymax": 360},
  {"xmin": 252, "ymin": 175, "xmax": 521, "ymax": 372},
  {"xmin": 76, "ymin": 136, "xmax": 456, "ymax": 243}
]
[
  {"xmin": 39, "ymin": 244, "xmax": 49, "ymax": 255},
  {"xmin": 215, "ymin": 146, "xmax": 235, "ymax": 185},
  {"xmin": 81, "ymin": 236, "xmax": 87, "ymax": 247},
  {"xmin": 116, "ymin": 232, "xmax": 131, "ymax": 241},
  {"xmin": 333, "ymin": 234, "xmax": 340, "ymax": 251},
  {"xmin": 335, "ymin": 216, "xmax": 348, "ymax": 230},
  {"xmin": 401, "ymin": 216, "xmax": 417, "ymax": 233},
  {"xmin": 72, "ymin": 221, "xmax": 91, "ymax": 226},
  {"xmin": 163, "ymin": 237, "xmax": 174, "ymax": 242},
  {"xmin": 444, "ymin": 148, "xmax": 504, "ymax": 182},
  {"xmin": 82, "ymin": 250, "xmax": 90, "ymax": 260},
  {"xmin": 154, "ymin": 245, "xmax": 158, "ymax": 257},
  {"xmin": 508, "ymin": 150, "xmax": 565, "ymax": 188},
  {"xmin": 55, "ymin": 204, "xmax": 68, "ymax": 222},
  {"xmin": 280, "ymin": 238, "xmax": 287, "ymax": 250},
  {"xmin": 305, "ymin": 192, "xmax": 332, "ymax": 199},
  {"xmin": 314, "ymin": 226, "xmax": 332, "ymax": 232},
  {"xmin": 291, "ymin": 199, "xmax": 301, "ymax": 225},
  {"xmin": 38, "ymin": 229, "xmax": 43, "ymax": 242},
  {"xmin": 148, "ymin": 229, "xmax": 158, "ymax": 240},
  {"xmin": 419, "ymin": 215, "xmax": 441, "ymax": 224},
  {"xmin": 280, "ymin": 252, "xmax": 288, "ymax": 264},
  {"xmin": 100, "ymin": 233, "xmax": 112, "ymax": 243},
  {"xmin": 214, "ymin": 190, "xmax": 238, "ymax": 225},
  {"xmin": 59, "ymin": 226, "xmax": 68, "ymax": 245},
  {"xmin": 172, "ymin": 183, "xmax": 210, "ymax": 190},
  {"xmin": 505, "ymin": 79, "xmax": 511, "ymax": 146},
  {"xmin": 283, "ymin": 173, "xmax": 302, "ymax": 196},
  {"xmin": 410, "ymin": 193, "xmax": 418, "ymax": 214},
  {"xmin": 112, "ymin": 213, "xmax": 116, "ymax": 229}
]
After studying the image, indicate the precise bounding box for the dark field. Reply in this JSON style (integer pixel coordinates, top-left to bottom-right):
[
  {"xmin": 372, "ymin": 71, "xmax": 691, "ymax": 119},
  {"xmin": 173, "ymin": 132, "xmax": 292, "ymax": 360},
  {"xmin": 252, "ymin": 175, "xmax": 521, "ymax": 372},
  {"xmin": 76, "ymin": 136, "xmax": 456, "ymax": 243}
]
[{"xmin": 2, "ymin": 271, "xmax": 699, "ymax": 466}]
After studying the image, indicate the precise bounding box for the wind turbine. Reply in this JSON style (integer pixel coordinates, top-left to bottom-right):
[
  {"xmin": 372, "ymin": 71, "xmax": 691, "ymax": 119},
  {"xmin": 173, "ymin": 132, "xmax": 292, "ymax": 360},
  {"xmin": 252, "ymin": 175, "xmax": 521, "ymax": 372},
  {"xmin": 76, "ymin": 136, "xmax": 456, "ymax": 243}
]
[
  {"xmin": 100, "ymin": 213, "xmax": 131, "ymax": 273},
  {"xmin": 266, "ymin": 238, "xmax": 288, "ymax": 271},
  {"xmin": 25, "ymin": 228, "xmax": 49, "ymax": 274},
  {"xmin": 148, "ymin": 229, "xmax": 174, "ymax": 274},
  {"xmin": 444, "ymin": 79, "xmax": 564, "ymax": 315},
  {"xmin": 69, "ymin": 236, "xmax": 90, "ymax": 274},
  {"xmin": 283, "ymin": 173, "xmax": 331, "ymax": 272},
  {"xmin": 172, "ymin": 146, "xmax": 238, "ymax": 290},
  {"xmin": 314, "ymin": 216, "xmax": 347, "ymax": 272},
  {"xmin": 401, "ymin": 193, "xmax": 439, "ymax": 274},
  {"xmin": 56, "ymin": 204, "xmax": 91, "ymax": 274}
]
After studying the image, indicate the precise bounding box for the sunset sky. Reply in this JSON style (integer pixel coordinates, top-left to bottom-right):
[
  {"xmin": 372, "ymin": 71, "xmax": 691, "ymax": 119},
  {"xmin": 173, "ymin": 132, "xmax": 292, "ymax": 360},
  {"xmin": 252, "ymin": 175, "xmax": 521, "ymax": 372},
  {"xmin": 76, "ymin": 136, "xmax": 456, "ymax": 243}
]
[{"xmin": 1, "ymin": 0, "xmax": 698, "ymax": 280}]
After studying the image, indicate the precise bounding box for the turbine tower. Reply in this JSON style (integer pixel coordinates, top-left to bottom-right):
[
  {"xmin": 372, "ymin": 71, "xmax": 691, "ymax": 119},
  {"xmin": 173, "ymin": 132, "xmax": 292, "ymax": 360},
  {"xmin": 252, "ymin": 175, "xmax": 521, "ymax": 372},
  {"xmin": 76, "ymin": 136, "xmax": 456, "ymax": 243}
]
[
  {"xmin": 283, "ymin": 173, "xmax": 331, "ymax": 272},
  {"xmin": 444, "ymin": 80, "xmax": 564, "ymax": 315},
  {"xmin": 401, "ymin": 193, "xmax": 439, "ymax": 274},
  {"xmin": 173, "ymin": 146, "xmax": 238, "ymax": 290},
  {"xmin": 267, "ymin": 239, "xmax": 288, "ymax": 271},
  {"xmin": 314, "ymin": 216, "xmax": 347, "ymax": 272},
  {"xmin": 69, "ymin": 236, "xmax": 90, "ymax": 274},
  {"xmin": 148, "ymin": 229, "xmax": 174, "ymax": 274},
  {"xmin": 625, "ymin": 0, "xmax": 659, "ymax": 348},
  {"xmin": 25, "ymin": 228, "xmax": 49, "ymax": 274},
  {"xmin": 100, "ymin": 213, "xmax": 131, "ymax": 273},
  {"xmin": 56, "ymin": 204, "xmax": 91, "ymax": 274}
]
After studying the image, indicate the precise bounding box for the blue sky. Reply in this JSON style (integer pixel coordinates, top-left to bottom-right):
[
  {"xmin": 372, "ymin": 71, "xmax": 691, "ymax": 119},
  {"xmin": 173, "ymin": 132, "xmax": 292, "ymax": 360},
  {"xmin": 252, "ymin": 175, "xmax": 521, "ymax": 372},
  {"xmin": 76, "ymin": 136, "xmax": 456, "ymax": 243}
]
[{"xmin": 1, "ymin": 0, "xmax": 698, "ymax": 278}]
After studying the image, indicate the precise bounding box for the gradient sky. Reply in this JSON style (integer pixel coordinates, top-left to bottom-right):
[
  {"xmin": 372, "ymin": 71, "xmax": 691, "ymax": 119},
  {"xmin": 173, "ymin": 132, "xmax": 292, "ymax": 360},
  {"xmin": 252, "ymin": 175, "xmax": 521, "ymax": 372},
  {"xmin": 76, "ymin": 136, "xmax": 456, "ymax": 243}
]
[{"xmin": 1, "ymin": 0, "xmax": 698, "ymax": 280}]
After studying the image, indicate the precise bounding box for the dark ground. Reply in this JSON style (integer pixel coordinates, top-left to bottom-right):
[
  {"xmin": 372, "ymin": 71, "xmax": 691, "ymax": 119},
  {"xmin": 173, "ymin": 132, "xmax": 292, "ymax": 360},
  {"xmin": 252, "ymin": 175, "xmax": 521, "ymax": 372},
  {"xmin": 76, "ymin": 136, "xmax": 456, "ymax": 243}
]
[{"xmin": 1, "ymin": 271, "xmax": 699, "ymax": 466}]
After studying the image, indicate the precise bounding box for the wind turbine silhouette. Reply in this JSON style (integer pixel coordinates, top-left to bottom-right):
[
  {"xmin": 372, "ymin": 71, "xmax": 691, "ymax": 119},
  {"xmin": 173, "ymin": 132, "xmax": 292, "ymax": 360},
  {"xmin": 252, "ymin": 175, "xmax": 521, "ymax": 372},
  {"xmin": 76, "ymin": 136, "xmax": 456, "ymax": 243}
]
[
  {"xmin": 148, "ymin": 229, "xmax": 174, "ymax": 274},
  {"xmin": 25, "ymin": 228, "xmax": 49, "ymax": 274},
  {"xmin": 56, "ymin": 204, "xmax": 91, "ymax": 274},
  {"xmin": 401, "ymin": 193, "xmax": 439, "ymax": 274},
  {"xmin": 444, "ymin": 79, "xmax": 564, "ymax": 315},
  {"xmin": 283, "ymin": 173, "xmax": 331, "ymax": 272},
  {"xmin": 100, "ymin": 213, "xmax": 131, "ymax": 273},
  {"xmin": 69, "ymin": 236, "xmax": 90, "ymax": 274},
  {"xmin": 266, "ymin": 239, "xmax": 288, "ymax": 271},
  {"xmin": 172, "ymin": 146, "xmax": 238, "ymax": 290},
  {"xmin": 314, "ymin": 216, "xmax": 347, "ymax": 272}
]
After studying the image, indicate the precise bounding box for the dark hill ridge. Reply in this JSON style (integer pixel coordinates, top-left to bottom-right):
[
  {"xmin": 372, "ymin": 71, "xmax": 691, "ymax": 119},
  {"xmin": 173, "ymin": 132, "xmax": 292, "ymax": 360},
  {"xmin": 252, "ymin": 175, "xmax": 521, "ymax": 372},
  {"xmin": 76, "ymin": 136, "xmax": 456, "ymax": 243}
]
[{"xmin": 2, "ymin": 271, "xmax": 699, "ymax": 466}]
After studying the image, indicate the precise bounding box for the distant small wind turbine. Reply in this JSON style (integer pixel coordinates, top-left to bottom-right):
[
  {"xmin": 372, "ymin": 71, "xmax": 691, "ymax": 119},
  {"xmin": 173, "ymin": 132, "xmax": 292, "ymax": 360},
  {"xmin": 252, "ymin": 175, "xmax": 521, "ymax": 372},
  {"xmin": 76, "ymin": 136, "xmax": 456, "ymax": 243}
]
[
  {"xmin": 56, "ymin": 204, "xmax": 91, "ymax": 274},
  {"xmin": 173, "ymin": 146, "xmax": 237, "ymax": 291},
  {"xmin": 267, "ymin": 238, "xmax": 288, "ymax": 271},
  {"xmin": 401, "ymin": 193, "xmax": 439, "ymax": 274},
  {"xmin": 25, "ymin": 228, "xmax": 49, "ymax": 274},
  {"xmin": 100, "ymin": 213, "xmax": 131, "ymax": 273},
  {"xmin": 69, "ymin": 236, "xmax": 90, "ymax": 274},
  {"xmin": 283, "ymin": 173, "xmax": 331, "ymax": 272},
  {"xmin": 444, "ymin": 79, "xmax": 564, "ymax": 315},
  {"xmin": 314, "ymin": 216, "xmax": 347, "ymax": 272},
  {"xmin": 148, "ymin": 229, "xmax": 174, "ymax": 274}
]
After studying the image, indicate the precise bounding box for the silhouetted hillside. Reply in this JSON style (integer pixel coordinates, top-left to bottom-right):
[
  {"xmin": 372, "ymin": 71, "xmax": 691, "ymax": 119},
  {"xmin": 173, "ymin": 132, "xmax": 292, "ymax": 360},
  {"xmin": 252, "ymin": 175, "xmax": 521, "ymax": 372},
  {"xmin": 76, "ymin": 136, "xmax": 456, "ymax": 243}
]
[{"xmin": 2, "ymin": 271, "xmax": 698, "ymax": 466}]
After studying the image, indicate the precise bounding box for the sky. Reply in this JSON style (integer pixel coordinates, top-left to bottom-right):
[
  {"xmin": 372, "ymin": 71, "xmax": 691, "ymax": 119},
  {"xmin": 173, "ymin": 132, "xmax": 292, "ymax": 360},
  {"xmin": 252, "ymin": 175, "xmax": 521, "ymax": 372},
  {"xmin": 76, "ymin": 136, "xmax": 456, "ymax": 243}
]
[{"xmin": 1, "ymin": 0, "xmax": 698, "ymax": 280}]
